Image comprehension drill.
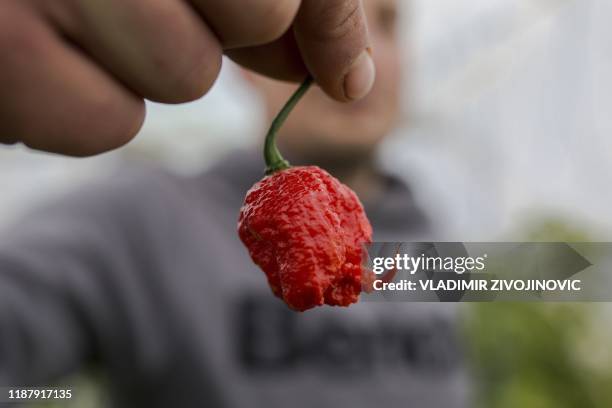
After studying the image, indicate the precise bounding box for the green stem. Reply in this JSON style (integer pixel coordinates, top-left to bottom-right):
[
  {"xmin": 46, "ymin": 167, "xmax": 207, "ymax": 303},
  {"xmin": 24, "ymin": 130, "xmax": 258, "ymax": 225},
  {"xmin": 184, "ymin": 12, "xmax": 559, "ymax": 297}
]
[{"xmin": 264, "ymin": 76, "xmax": 314, "ymax": 175}]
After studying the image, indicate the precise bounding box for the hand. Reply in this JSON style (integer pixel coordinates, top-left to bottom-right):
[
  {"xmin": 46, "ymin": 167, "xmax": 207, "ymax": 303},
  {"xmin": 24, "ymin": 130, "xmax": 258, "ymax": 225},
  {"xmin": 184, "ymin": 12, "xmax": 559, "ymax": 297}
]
[{"xmin": 0, "ymin": 0, "xmax": 374, "ymax": 156}]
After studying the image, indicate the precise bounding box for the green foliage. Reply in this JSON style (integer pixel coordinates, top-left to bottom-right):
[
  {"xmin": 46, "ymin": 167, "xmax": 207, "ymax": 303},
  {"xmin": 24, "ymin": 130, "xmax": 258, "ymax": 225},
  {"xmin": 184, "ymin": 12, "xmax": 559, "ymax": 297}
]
[
  {"xmin": 465, "ymin": 215, "xmax": 612, "ymax": 408},
  {"xmin": 466, "ymin": 303, "xmax": 600, "ymax": 408}
]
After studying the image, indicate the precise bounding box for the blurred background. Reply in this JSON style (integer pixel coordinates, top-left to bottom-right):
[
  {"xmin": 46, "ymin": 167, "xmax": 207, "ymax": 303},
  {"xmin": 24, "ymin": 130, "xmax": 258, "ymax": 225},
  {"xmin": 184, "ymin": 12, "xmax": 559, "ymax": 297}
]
[{"xmin": 2, "ymin": 0, "xmax": 612, "ymax": 407}]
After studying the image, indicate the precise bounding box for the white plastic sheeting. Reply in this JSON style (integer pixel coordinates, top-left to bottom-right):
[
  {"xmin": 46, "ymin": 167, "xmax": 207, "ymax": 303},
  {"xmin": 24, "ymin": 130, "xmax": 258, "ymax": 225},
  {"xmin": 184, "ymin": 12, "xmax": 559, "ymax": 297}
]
[{"xmin": 385, "ymin": 0, "xmax": 612, "ymax": 239}]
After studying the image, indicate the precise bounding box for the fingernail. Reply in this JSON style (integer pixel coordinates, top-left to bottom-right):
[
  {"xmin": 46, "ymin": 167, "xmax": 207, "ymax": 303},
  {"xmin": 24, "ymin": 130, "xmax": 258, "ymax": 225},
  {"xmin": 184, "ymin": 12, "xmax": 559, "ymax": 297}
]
[{"xmin": 343, "ymin": 50, "xmax": 376, "ymax": 101}]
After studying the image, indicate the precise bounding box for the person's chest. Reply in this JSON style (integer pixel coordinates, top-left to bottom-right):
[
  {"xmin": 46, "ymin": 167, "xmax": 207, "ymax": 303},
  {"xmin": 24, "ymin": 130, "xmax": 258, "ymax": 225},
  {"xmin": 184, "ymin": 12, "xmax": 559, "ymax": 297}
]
[{"xmin": 137, "ymin": 194, "xmax": 470, "ymax": 408}]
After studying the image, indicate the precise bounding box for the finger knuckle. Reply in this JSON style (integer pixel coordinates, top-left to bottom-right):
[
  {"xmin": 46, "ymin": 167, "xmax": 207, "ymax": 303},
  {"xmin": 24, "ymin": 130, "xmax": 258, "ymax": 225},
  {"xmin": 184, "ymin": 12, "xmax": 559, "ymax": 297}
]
[
  {"xmin": 314, "ymin": 1, "xmax": 363, "ymax": 42},
  {"xmin": 150, "ymin": 43, "xmax": 222, "ymax": 103},
  {"xmin": 251, "ymin": 0, "xmax": 300, "ymax": 44},
  {"xmin": 16, "ymin": 95, "xmax": 122, "ymax": 157},
  {"xmin": 0, "ymin": 10, "xmax": 40, "ymax": 56},
  {"xmin": 170, "ymin": 50, "xmax": 221, "ymax": 103},
  {"xmin": 102, "ymin": 104, "xmax": 145, "ymax": 152},
  {"xmin": 64, "ymin": 96, "xmax": 145, "ymax": 156}
]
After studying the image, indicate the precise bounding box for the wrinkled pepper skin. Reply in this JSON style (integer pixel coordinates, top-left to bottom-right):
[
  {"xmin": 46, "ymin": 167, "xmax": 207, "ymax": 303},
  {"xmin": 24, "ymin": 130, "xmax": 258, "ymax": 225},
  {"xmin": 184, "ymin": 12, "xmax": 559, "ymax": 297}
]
[{"xmin": 238, "ymin": 166, "xmax": 373, "ymax": 312}]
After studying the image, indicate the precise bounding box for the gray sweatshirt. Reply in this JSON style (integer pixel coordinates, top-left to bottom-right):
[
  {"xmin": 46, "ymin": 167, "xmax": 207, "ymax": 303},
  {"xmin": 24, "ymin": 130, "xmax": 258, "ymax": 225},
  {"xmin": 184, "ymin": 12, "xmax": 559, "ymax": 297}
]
[{"xmin": 0, "ymin": 150, "xmax": 470, "ymax": 407}]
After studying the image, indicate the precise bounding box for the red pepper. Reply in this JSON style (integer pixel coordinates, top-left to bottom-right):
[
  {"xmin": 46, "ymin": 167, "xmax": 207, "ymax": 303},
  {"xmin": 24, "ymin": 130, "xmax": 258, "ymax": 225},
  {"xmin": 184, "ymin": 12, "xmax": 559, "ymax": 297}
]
[{"xmin": 238, "ymin": 78, "xmax": 373, "ymax": 312}]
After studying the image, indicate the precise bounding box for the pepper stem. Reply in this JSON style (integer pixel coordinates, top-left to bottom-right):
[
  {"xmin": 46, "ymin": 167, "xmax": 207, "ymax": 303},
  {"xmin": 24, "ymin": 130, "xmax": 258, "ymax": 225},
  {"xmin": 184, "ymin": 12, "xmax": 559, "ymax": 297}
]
[{"xmin": 264, "ymin": 76, "xmax": 314, "ymax": 175}]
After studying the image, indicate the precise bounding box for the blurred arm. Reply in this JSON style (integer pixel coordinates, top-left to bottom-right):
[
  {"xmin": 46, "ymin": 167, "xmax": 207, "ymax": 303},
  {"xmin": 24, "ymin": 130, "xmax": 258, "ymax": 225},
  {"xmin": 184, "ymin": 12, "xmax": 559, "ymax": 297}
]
[{"xmin": 0, "ymin": 175, "xmax": 166, "ymax": 387}]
